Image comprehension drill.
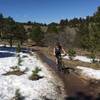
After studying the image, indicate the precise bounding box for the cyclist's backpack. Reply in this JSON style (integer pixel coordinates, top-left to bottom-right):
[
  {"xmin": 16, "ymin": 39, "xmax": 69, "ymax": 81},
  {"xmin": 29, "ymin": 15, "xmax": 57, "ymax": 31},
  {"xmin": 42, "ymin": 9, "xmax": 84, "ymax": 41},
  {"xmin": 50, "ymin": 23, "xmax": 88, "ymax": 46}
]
[{"xmin": 55, "ymin": 47, "xmax": 61, "ymax": 55}]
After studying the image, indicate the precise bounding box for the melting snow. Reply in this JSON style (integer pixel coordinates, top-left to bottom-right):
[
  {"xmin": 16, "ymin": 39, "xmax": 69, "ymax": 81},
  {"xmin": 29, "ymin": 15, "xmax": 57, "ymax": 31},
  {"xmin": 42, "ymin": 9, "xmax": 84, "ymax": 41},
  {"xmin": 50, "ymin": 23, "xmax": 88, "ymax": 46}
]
[
  {"xmin": 63, "ymin": 55, "xmax": 99, "ymax": 63},
  {"xmin": 0, "ymin": 48, "xmax": 65, "ymax": 100},
  {"xmin": 64, "ymin": 54, "xmax": 100, "ymax": 80},
  {"xmin": 77, "ymin": 66, "xmax": 100, "ymax": 80}
]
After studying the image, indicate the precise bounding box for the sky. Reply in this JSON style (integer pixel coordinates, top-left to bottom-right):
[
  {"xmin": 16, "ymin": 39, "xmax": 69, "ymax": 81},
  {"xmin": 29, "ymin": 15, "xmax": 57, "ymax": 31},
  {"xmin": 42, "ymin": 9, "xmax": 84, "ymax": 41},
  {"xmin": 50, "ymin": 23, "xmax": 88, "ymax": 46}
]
[{"xmin": 0, "ymin": 0, "xmax": 100, "ymax": 23}]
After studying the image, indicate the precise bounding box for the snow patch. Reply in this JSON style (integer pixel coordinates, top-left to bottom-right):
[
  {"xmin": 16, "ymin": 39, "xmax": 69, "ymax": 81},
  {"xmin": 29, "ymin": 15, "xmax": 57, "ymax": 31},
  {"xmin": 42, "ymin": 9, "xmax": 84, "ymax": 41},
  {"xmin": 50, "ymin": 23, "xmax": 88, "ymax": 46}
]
[
  {"xmin": 0, "ymin": 49, "xmax": 65, "ymax": 100},
  {"xmin": 63, "ymin": 55, "xmax": 99, "ymax": 63},
  {"xmin": 77, "ymin": 66, "xmax": 100, "ymax": 80}
]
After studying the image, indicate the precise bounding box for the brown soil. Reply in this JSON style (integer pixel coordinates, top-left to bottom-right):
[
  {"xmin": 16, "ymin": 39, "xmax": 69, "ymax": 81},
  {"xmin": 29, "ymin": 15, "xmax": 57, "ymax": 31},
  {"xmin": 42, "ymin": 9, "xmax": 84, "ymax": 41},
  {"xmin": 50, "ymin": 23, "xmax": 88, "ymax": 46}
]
[
  {"xmin": 3, "ymin": 70, "xmax": 25, "ymax": 76},
  {"xmin": 29, "ymin": 75, "xmax": 43, "ymax": 81}
]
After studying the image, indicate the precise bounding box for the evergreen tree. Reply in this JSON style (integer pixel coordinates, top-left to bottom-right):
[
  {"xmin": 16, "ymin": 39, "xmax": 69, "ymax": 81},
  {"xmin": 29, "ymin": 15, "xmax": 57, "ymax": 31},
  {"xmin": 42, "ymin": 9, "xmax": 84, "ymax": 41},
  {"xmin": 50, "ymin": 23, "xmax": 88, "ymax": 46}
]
[{"xmin": 29, "ymin": 26, "xmax": 44, "ymax": 45}]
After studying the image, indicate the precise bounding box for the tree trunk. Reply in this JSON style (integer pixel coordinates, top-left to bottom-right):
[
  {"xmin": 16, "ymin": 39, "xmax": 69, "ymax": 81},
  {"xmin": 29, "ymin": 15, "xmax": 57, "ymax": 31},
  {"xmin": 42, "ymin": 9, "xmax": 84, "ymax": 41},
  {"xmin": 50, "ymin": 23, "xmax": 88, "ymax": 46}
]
[{"xmin": 9, "ymin": 38, "xmax": 13, "ymax": 47}]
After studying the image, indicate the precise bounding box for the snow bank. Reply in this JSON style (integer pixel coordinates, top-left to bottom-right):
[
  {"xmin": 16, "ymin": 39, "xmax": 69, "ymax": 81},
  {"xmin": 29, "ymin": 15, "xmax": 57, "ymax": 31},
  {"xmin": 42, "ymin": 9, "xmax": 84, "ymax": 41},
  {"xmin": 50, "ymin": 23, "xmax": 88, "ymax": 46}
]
[
  {"xmin": 63, "ymin": 55, "xmax": 99, "ymax": 63},
  {"xmin": 75, "ymin": 56, "xmax": 92, "ymax": 63},
  {"xmin": 0, "ymin": 49, "xmax": 65, "ymax": 100},
  {"xmin": 77, "ymin": 66, "xmax": 100, "ymax": 80}
]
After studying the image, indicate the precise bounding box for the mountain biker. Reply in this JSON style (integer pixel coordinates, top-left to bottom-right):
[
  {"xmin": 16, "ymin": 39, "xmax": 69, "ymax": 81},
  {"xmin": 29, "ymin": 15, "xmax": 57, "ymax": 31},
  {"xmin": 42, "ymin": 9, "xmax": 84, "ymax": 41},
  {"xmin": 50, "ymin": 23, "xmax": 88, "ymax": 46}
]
[{"xmin": 53, "ymin": 42, "xmax": 66, "ymax": 65}]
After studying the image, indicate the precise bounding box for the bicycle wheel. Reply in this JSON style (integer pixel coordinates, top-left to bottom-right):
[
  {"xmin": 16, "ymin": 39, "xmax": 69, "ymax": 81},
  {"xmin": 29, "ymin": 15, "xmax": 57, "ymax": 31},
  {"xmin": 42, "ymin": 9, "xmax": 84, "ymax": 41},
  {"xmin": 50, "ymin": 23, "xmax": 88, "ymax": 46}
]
[{"xmin": 64, "ymin": 67, "xmax": 75, "ymax": 74}]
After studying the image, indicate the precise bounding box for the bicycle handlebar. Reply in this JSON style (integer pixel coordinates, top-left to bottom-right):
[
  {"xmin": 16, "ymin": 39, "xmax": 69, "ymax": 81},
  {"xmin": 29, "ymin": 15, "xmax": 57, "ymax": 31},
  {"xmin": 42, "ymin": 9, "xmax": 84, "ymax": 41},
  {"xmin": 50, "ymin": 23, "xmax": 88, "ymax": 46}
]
[{"xmin": 61, "ymin": 53, "xmax": 67, "ymax": 57}]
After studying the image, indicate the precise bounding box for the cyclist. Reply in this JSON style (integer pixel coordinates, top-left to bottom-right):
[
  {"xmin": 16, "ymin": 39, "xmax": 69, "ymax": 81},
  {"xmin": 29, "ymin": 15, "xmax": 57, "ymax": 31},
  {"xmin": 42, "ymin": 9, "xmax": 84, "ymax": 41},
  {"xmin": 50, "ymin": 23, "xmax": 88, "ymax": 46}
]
[{"xmin": 53, "ymin": 42, "xmax": 66, "ymax": 65}]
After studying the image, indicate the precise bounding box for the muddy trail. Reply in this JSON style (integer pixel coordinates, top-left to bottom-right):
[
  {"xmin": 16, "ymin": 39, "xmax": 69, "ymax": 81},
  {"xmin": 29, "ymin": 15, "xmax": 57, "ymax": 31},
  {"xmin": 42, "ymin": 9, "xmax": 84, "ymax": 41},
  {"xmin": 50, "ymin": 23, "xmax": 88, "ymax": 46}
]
[{"xmin": 31, "ymin": 47, "xmax": 100, "ymax": 100}]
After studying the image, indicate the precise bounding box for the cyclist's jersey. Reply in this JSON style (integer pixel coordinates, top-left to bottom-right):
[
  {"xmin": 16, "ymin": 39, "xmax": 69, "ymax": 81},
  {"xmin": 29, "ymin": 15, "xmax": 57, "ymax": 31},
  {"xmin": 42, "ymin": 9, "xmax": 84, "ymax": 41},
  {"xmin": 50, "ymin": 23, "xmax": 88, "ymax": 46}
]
[{"xmin": 55, "ymin": 47, "xmax": 61, "ymax": 56}]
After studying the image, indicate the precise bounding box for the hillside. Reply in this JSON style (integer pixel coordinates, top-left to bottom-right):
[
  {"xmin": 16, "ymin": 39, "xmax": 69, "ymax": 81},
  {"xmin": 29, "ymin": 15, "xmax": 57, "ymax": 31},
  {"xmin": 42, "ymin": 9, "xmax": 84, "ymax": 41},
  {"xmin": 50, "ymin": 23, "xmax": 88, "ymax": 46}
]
[{"xmin": 0, "ymin": 6, "xmax": 100, "ymax": 51}]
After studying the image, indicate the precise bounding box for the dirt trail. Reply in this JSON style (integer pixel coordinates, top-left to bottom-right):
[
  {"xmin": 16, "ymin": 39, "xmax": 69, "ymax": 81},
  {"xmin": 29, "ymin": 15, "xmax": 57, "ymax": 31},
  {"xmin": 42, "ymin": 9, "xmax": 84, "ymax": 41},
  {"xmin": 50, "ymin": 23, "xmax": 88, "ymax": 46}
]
[
  {"xmin": 38, "ymin": 52, "xmax": 86, "ymax": 93},
  {"xmin": 31, "ymin": 47, "xmax": 100, "ymax": 99}
]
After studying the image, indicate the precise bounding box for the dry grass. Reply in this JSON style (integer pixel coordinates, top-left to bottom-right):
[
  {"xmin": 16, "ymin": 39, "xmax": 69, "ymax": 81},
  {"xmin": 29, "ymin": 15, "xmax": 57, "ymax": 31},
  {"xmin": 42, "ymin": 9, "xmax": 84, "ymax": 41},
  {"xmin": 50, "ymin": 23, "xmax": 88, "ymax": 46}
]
[
  {"xmin": 2, "ymin": 67, "xmax": 28, "ymax": 76},
  {"xmin": 63, "ymin": 59, "xmax": 100, "ymax": 69},
  {"xmin": 3, "ymin": 70, "xmax": 25, "ymax": 76}
]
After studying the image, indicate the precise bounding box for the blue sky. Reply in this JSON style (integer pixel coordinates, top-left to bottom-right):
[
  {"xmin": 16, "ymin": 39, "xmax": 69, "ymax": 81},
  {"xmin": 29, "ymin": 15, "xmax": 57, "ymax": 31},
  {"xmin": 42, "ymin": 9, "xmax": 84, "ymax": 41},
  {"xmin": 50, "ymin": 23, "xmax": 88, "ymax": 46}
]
[{"xmin": 0, "ymin": 0, "xmax": 100, "ymax": 23}]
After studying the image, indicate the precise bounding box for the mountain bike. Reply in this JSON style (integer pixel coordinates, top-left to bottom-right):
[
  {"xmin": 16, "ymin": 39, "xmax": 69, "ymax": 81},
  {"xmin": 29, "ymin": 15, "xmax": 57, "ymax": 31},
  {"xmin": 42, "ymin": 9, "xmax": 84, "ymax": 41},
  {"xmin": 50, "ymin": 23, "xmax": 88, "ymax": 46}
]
[{"xmin": 57, "ymin": 54, "xmax": 75, "ymax": 74}]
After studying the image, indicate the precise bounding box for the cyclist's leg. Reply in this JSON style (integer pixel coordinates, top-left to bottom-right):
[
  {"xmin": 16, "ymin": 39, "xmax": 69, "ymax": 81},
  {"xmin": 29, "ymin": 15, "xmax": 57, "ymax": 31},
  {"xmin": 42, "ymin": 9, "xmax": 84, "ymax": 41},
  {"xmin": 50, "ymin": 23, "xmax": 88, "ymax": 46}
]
[
  {"xmin": 57, "ymin": 55, "xmax": 63, "ymax": 71},
  {"xmin": 55, "ymin": 55, "xmax": 60, "ymax": 70},
  {"xmin": 55, "ymin": 55, "xmax": 58, "ymax": 65},
  {"xmin": 55, "ymin": 54, "xmax": 60, "ymax": 64}
]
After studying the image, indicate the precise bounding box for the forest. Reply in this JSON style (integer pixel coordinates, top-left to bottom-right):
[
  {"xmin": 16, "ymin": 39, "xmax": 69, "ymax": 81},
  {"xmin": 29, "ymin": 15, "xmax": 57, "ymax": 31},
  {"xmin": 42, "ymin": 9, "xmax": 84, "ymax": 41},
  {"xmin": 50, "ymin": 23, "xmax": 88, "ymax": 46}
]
[{"xmin": 0, "ymin": 6, "xmax": 100, "ymax": 52}]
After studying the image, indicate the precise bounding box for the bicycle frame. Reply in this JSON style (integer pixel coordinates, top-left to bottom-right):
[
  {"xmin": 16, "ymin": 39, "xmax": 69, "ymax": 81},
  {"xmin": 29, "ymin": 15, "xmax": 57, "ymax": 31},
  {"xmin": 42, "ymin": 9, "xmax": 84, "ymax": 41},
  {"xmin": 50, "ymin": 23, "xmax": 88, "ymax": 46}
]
[
  {"xmin": 56, "ymin": 54, "xmax": 76, "ymax": 74},
  {"xmin": 57, "ymin": 55, "xmax": 65, "ymax": 71}
]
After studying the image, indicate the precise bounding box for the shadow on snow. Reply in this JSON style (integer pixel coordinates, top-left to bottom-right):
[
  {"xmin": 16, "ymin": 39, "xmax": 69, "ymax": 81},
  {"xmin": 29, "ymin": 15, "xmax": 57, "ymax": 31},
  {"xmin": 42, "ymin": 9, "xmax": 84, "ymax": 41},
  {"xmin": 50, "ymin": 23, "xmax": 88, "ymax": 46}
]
[{"xmin": 0, "ymin": 46, "xmax": 29, "ymax": 58}]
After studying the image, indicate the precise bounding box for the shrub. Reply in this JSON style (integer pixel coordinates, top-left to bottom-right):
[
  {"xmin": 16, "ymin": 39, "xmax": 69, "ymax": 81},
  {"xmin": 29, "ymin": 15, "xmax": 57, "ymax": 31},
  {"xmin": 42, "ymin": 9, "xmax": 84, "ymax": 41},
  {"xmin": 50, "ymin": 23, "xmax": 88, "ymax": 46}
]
[
  {"xmin": 29, "ymin": 67, "xmax": 42, "ymax": 80},
  {"xmin": 13, "ymin": 89, "xmax": 25, "ymax": 100},
  {"xmin": 29, "ymin": 26, "xmax": 44, "ymax": 45},
  {"xmin": 11, "ymin": 66, "xmax": 20, "ymax": 71},
  {"xmin": 18, "ymin": 55, "xmax": 23, "ymax": 66},
  {"xmin": 89, "ymin": 52, "xmax": 96, "ymax": 63},
  {"xmin": 16, "ymin": 43, "xmax": 21, "ymax": 53},
  {"xmin": 31, "ymin": 67, "xmax": 41, "ymax": 77},
  {"xmin": 68, "ymin": 49, "xmax": 76, "ymax": 60}
]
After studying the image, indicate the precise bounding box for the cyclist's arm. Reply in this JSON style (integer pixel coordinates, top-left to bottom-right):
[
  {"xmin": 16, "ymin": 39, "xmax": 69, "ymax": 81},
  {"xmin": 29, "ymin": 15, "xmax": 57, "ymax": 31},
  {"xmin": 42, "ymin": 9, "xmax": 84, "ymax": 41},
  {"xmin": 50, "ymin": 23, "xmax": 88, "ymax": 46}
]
[
  {"xmin": 53, "ymin": 48, "xmax": 56, "ymax": 56},
  {"xmin": 62, "ymin": 48, "xmax": 66, "ymax": 55}
]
